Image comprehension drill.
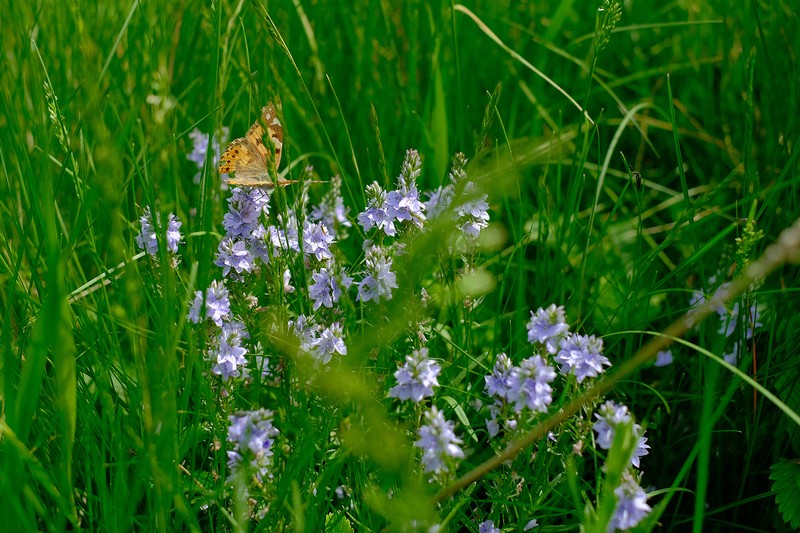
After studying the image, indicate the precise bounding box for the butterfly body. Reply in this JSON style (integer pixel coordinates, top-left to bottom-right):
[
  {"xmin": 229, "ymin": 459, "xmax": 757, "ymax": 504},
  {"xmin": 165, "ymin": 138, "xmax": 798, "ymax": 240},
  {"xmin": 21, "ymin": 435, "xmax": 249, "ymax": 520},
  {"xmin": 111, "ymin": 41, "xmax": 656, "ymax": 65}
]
[{"xmin": 219, "ymin": 102, "xmax": 288, "ymax": 189}]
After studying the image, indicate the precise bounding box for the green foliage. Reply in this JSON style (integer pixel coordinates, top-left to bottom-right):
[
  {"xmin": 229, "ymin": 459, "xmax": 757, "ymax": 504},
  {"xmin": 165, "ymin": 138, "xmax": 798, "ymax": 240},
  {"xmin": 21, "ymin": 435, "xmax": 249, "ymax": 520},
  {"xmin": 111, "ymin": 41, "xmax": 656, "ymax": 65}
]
[{"xmin": 770, "ymin": 459, "xmax": 800, "ymax": 530}]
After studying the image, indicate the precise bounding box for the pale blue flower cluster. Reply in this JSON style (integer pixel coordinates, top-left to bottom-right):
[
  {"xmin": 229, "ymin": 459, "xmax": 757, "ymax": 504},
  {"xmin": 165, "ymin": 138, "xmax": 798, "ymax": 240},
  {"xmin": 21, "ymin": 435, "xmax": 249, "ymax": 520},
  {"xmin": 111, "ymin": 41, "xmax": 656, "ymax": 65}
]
[
  {"xmin": 187, "ymin": 127, "xmax": 228, "ymax": 184},
  {"xmin": 484, "ymin": 352, "xmax": 556, "ymax": 437},
  {"xmin": 309, "ymin": 266, "xmax": 353, "ymax": 311},
  {"xmin": 389, "ymin": 347, "xmax": 441, "ymax": 402},
  {"xmin": 358, "ymin": 149, "xmax": 426, "ymax": 236},
  {"xmin": 215, "ymin": 188, "xmax": 271, "ymax": 278},
  {"xmin": 210, "ymin": 320, "xmax": 250, "ymax": 380},
  {"xmin": 290, "ymin": 315, "xmax": 347, "ymax": 364},
  {"xmin": 592, "ymin": 401, "xmax": 650, "ymax": 469},
  {"xmin": 356, "ymin": 245, "xmax": 398, "ymax": 303},
  {"xmin": 608, "ymin": 473, "xmax": 652, "ymax": 531},
  {"xmin": 226, "ymin": 408, "xmax": 279, "ymax": 483},
  {"xmin": 135, "ymin": 206, "xmax": 183, "ymax": 255},
  {"xmin": 415, "ymin": 406, "xmax": 464, "ymax": 478},
  {"xmin": 688, "ymin": 282, "xmax": 765, "ymax": 364},
  {"xmin": 478, "ymin": 520, "xmax": 500, "ymax": 533},
  {"xmin": 188, "ymin": 279, "xmax": 231, "ymax": 326},
  {"xmin": 526, "ymin": 304, "xmax": 570, "ymax": 355},
  {"xmin": 423, "ymin": 153, "xmax": 490, "ymax": 240},
  {"xmin": 555, "ymin": 333, "xmax": 611, "ymax": 383}
]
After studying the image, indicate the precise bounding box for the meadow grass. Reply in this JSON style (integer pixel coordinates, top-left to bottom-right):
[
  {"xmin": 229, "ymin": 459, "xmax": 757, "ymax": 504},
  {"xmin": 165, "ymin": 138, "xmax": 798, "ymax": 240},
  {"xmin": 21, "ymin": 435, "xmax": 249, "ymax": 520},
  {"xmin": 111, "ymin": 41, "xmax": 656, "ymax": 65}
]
[{"xmin": 2, "ymin": 0, "xmax": 800, "ymax": 531}]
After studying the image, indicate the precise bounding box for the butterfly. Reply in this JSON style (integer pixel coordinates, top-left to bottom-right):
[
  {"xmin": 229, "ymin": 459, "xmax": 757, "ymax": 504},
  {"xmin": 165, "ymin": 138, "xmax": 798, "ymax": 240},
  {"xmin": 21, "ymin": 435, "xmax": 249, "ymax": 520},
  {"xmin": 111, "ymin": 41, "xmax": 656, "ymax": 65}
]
[{"xmin": 218, "ymin": 102, "xmax": 298, "ymax": 189}]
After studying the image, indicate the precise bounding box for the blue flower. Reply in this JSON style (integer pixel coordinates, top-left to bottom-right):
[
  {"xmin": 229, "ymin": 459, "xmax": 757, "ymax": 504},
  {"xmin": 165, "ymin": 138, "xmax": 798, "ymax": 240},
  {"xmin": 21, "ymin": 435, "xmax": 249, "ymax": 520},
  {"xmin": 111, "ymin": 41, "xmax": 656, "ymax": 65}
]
[
  {"xmin": 718, "ymin": 301, "xmax": 763, "ymax": 339},
  {"xmin": 311, "ymin": 322, "xmax": 347, "ymax": 364},
  {"xmin": 456, "ymin": 182, "xmax": 489, "ymax": 239},
  {"xmin": 654, "ymin": 350, "xmax": 673, "ymax": 367},
  {"xmin": 505, "ymin": 355, "xmax": 557, "ymax": 413},
  {"xmin": 222, "ymin": 187, "xmax": 270, "ymax": 239},
  {"xmin": 478, "ymin": 520, "xmax": 500, "ymax": 533},
  {"xmin": 205, "ymin": 280, "xmax": 231, "ymax": 326},
  {"xmin": 302, "ymin": 221, "xmax": 335, "ymax": 262},
  {"xmin": 357, "ymin": 182, "xmax": 396, "ymax": 236},
  {"xmin": 215, "ymin": 237, "xmax": 255, "ymax": 277},
  {"xmin": 526, "ymin": 304, "xmax": 570, "ymax": 354},
  {"xmin": 415, "ymin": 406, "xmax": 465, "ymax": 477},
  {"xmin": 389, "ymin": 347, "xmax": 441, "ymax": 402},
  {"xmin": 609, "ymin": 473, "xmax": 651, "ymax": 531},
  {"xmin": 268, "ymin": 213, "xmax": 300, "ymax": 254},
  {"xmin": 210, "ymin": 320, "xmax": 249, "ymax": 380},
  {"xmin": 289, "ymin": 316, "xmax": 347, "ymax": 364},
  {"xmin": 356, "ymin": 246, "xmax": 398, "ymax": 303},
  {"xmin": 226, "ymin": 408, "xmax": 279, "ymax": 483},
  {"xmin": 187, "ymin": 127, "xmax": 227, "ymax": 168},
  {"xmin": 423, "ymin": 185, "xmax": 451, "ymax": 219},
  {"xmin": 188, "ymin": 290, "xmax": 204, "ymax": 324},
  {"xmin": 592, "ymin": 401, "xmax": 649, "ymax": 468},
  {"xmin": 555, "ymin": 333, "xmax": 611, "ymax": 383},
  {"xmin": 484, "ymin": 353, "xmax": 513, "ymax": 399},
  {"xmin": 165, "ymin": 214, "xmax": 182, "ymax": 253},
  {"xmin": 309, "ymin": 267, "xmax": 353, "ymax": 311},
  {"xmin": 386, "ymin": 149, "xmax": 426, "ymax": 228},
  {"xmin": 135, "ymin": 207, "xmax": 182, "ymax": 255}
]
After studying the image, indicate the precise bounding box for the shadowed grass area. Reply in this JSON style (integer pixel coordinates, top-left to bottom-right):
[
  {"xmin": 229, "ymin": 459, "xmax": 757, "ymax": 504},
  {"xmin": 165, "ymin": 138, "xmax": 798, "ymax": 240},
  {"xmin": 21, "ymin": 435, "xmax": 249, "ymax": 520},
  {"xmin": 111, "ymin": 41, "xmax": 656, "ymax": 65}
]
[{"xmin": 1, "ymin": 0, "xmax": 799, "ymax": 531}]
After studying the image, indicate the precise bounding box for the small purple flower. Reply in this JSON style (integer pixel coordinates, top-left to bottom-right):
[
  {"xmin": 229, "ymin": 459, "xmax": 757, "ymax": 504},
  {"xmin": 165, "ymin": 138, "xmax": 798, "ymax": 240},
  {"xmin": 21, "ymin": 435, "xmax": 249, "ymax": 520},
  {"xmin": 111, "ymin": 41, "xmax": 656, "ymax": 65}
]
[
  {"xmin": 205, "ymin": 280, "xmax": 231, "ymax": 326},
  {"xmin": 592, "ymin": 401, "xmax": 649, "ymax": 468},
  {"xmin": 302, "ymin": 221, "xmax": 335, "ymax": 262},
  {"xmin": 187, "ymin": 127, "xmax": 227, "ymax": 168},
  {"xmin": 309, "ymin": 267, "xmax": 353, "ymax": 310},
  {"xmin": 718, "ymin": 301, "xmax": 763, "ymax": 339},
  {"xmin": 456, "ymin": 182, "xmax": 489, "ymax": 239},
  {"xmin": 357, "ymin": 182, "xmax": 396, "ymax": 236},
  {"xmin": 524, "ymin": 519, "xmax": 539, "ymax": 530},
  {"xmin": 226, "ymin": 408, "xmax": 279, "ymax": 482},
  {"xmin": 723, "ymin": 342, "xmax": 739, "ymax": 365},
  {"xmin": 478, "ymin": 520, "xmax": 500, "ymax": 533},
  {"xmin": 211, "ymin": 320, "xmax": 249, "ymax": 380},
  {"xmin": 282, "ymin": 268, "xmax": 295, "ymax": 294},
  {"xmin": 135, "ymin": 207, "xmax": 182, "ymax": 255},
  {"xmin": 215, "ymin": 237, "xmax": 255, "ymax": 277},
  {"xmin": 424, "ymin": 185, "xmax": 451, "ymax": 219},
  {"xmin": 526, "ymin": 304, "xmax": 571, "ymax": 354},
  {"xmin": 386, "ymin": 149, "xmax": 426, "ymax": 228},
  {"xmin": 311, "ymin": 322, "xmax": 347, "ymax": 364},
  {"xmin": 415, "ymin": 406, "xmax": 465, "ymax": 477},
  {"xmin": 268, "ymin": 213, "xmax": 300, "ymax": 254},
  {"xmin": 505, "ymin": 355, "xmax": 557, "ymax": 413},
  {"xmin": 555, "ymin": 333, "xmax": 611, "ymax": 383},
  {"xmin": 356, "ymin": 246, "xmax": 398, "ymax": 303},
  {"xmin": 222, "ymin": 187, "xmax": 270, "ymax": 239},
  {"xmin": 165, "ymin": 214, "xmax": 182, "ymax": 253},
  {"xmin": 609, "ymin": 473, "xmax": 651, "ymax": 531},
  {"xmin": 389, "ymin": 347, "xmax": 441, "ymax": 402},
  {"xmin": 484, "ymin": 353, "xmax": 513, "ymax": 399},
  {"xmin": 188, "ymin": 290, "xmax": 204, "ymax": 324},
  {"xmin": 290, "ymin": 314, "xmax": 319, "ymax": 353},
  {"xmin": 654, "ymin": 350, "xmax": 673, "ymax": 367}
]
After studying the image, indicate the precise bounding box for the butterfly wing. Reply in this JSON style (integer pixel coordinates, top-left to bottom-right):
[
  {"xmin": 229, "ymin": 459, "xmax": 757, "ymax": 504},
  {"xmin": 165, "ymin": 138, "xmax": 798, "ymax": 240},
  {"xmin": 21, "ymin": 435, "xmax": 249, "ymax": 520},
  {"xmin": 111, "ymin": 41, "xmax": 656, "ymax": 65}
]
[{"xmin": 219, "ymin": 103, "xmax": 284, "ymax": 188}]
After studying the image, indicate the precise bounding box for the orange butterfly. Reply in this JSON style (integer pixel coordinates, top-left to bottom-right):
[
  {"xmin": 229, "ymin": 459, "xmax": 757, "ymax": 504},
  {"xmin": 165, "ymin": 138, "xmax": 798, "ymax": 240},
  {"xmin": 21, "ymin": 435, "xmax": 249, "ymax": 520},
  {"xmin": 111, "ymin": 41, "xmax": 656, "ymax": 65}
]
[{"xmin": 218, "ymin": 102, "xmax": 298, "ymax": 189}]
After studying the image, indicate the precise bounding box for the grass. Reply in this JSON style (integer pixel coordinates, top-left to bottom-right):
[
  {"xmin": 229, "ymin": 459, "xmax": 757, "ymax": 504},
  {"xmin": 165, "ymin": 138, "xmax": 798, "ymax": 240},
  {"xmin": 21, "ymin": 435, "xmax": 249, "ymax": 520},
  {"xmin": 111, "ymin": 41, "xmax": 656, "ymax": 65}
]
[{"xmin": 1, "ymin": 0, "xmax": 800, "ymax": 531}]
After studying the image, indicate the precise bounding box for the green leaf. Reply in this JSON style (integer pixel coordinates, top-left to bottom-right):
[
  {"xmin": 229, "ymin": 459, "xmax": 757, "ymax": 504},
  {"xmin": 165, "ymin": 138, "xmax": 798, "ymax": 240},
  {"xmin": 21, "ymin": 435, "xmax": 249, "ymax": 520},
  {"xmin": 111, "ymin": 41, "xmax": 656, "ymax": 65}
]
[
  {"xmin": 770, "ymin": 459, "xmax": 800, "ymax": 530},
  {"xmin": 325, "ymin": 511, "xmax": 355, "ymax": 533}
]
